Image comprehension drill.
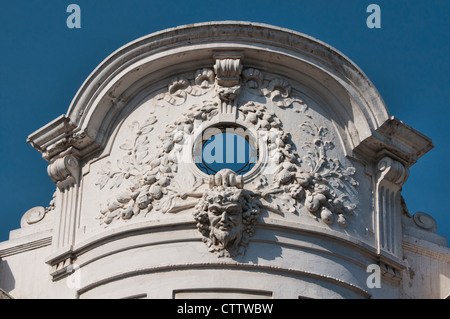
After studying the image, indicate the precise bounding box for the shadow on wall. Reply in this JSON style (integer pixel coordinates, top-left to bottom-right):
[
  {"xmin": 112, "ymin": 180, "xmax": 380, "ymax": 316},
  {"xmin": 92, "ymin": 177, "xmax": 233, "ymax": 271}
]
[
  {"xmin": 0, "ymin": 259, "xmax": 15, "ymax": 297},
  {"xmin": 235, "ymin": 225, "xmax": 283, "ymax": 264}
]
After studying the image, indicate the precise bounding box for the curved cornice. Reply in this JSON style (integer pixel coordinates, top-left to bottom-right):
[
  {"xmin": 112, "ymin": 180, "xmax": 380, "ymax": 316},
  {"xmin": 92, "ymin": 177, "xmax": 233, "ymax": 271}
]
[
  {"xmin": 70, "ymin": 21, "xmax": 387, "ymax": 141},
  {"xmin": 27, "ymin": 21, "xmax": 432, "ymax": 167}
]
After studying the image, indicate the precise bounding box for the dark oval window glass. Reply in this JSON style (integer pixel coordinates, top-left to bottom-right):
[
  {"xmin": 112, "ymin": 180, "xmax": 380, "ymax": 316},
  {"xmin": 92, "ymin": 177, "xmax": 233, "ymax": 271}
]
[{"xmin": 195, "ymin": 132, "xmax": 257, "ymax": 175}]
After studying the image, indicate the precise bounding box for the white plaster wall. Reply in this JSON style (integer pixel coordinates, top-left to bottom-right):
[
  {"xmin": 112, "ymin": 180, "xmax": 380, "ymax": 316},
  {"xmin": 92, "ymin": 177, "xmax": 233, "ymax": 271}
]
[
  {"xmin": 0, "ymin": 243, "xmax": 52, "ymax": 298},
  {"xmin": 402, "ymin": 236, "xmax": 450, "ymax": 299}
]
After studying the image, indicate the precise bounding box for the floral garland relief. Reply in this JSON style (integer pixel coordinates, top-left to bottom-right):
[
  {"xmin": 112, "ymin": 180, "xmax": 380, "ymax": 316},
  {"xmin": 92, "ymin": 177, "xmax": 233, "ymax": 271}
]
[
  {"xmin": 95, "ymin": 67, "xmax": 359, "ymax": 241},
  {"xmin": 257, "ymin": 120, "xmax": 359, "ymax": 228}
]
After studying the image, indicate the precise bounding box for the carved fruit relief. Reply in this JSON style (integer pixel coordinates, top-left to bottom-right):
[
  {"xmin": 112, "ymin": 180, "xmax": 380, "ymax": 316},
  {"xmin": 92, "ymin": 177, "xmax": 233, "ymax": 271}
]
[{"xmin": 94, "ymin": 64, "xmax": 360, "ymax": 257}]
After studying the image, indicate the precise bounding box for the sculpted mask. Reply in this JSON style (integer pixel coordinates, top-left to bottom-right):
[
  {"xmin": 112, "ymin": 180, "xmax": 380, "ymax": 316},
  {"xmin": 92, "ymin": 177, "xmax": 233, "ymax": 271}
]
[{"xmin": 194, "ymin": 185, "xmax": 259, "ymax": 257}]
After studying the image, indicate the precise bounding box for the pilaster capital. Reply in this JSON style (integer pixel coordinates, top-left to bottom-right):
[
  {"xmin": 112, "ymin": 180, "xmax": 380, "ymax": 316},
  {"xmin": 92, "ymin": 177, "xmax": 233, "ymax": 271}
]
[
  {"xmin": 213, "ymin": 51, "xmax": 243, "ymax": 102},
  {"xmin": 47, "ymin": 155, "xmax": 80, "ymax": 189},
  {"xmin": 377, "ymin": 156, "xmax": 409, "ymax": 187}
]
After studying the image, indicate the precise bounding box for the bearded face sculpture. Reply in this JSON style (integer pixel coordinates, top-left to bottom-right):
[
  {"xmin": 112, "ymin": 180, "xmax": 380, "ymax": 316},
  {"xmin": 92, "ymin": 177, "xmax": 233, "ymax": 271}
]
[{"xmin": 194, "ymin": 185, "xmax": 259, "ymax": 257}]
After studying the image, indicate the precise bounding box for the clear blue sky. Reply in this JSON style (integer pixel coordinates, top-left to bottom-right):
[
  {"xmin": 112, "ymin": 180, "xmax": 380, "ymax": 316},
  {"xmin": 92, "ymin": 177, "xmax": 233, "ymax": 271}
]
[{"xmin": 0, "ymin": 0, "xmax": 449, "ymax": 243}]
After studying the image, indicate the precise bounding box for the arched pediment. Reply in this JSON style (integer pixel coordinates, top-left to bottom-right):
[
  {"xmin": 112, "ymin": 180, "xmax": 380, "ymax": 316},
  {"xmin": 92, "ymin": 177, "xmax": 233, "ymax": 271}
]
[{"xmin": 29, "ymin": 21, "xmax": 429, "ymax": 167}]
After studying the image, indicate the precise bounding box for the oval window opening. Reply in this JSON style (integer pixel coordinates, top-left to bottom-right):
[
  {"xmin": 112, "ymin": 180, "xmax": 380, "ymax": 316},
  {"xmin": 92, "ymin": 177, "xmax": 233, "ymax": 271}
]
[{"xmin": 195, "ymin": 131, "xmax": 257, "ymax": 175}]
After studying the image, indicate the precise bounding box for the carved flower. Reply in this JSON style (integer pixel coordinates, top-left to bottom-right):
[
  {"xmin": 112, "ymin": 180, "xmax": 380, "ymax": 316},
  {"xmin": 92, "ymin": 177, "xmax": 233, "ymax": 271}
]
[
  {"xmin": 242, "ymin": 68, "xmax": 263, "ymax": 89},
  {"xmin": 194, "ymin": 68, "xmax": 215, "ymax": 90},
  {"xmin": 166, "ymin": 77, "xmax": 189, "ymax": 105}
]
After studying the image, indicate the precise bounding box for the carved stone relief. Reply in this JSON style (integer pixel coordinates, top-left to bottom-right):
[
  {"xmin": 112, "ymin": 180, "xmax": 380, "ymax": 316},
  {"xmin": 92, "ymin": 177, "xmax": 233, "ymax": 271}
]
[
  {"xmin": 412, "ymin": 212, "xmax": 438, "ymax": 232},
  {"xmin": 375, "ymin": 156, "xmax": 409, "ymax": 256},
  {"xmin": 48, "ymin": 155, "xmax": 81, "ymax": 189},
  {"xmin": 194, "ymin": 169, "xmax": 259, "ymax": 257},
  {"xmin": 20, "ymin": 191, "xmax": 56, "ymax": 227},
  {"xmin": 95, "ymin": 58, "xmax": 360, "ymax": 256}
]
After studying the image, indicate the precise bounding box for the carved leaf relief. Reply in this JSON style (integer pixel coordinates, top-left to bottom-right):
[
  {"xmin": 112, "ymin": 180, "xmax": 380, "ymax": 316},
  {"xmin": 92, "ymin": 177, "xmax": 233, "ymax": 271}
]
[
  {"xmin": 21, "ymin": 191, "xmax": 56, "ymax": 227},
  {"xmin": 95, "ymin": 116, "xmax": 158, "ymax": 190},
  {"xmin": 96, "ymin": 99, "xmax": 221, "ymax": 225},
  {"xmin": 94, "ymin": 65, "xmax": 360, "ymax": 256}
]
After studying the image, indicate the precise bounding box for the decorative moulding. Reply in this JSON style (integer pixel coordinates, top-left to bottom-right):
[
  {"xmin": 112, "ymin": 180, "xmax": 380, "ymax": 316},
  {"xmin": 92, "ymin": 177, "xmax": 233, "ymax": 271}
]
[
  {"xmin": 93, "ymin": 62, "xmax": 360, "ymax": 257},
  {"xmin": 0, "ymin": 230, "xmax": 53, "ymax": 258},
  {"xmin": 412, "ymin": 212, "xmax": 438, "ymax": 233},
  {"xmin": 31, "ymin": 22, "xmax": 396, "ymax": 164},
  {"xmin": 20, "ymin": 197, "xmax": 55, "ymax": 228},
  {"xmin": 26, "ymin": 22, "xmax": 434, "ymax": 185},
  {"xmin": 354, "ymin": 117, "xmax": 434, "ymax": 168},
  {"xmin": 41, "ymin": 213, "xmax": 391, "ymax": 288},
  {"xmin": 27, "ymin": 115, "xmax": 98, "ymax": 163},
  {"xmin": 402, "ymin": 211, "xmax": 446, "ymax": 246}
]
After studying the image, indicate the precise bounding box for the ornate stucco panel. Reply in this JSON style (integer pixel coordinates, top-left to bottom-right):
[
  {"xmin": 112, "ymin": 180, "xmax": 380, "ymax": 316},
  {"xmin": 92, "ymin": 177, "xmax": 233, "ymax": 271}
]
[{"xmin": 76, "ymin": 61, "xmax": 373, "ymax": 255}]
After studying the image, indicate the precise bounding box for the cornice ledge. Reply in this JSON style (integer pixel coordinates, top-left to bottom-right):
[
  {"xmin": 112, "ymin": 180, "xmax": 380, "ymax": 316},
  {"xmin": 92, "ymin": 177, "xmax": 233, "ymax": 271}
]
[
  {"xmin": 27, "ymin": 115, "xmax": 100, "ymax": 163},
  {"xmin": 44, "ymin": 216, "xmax": 197, "ymax": 266},
  {"xmin": 0, "ymin": 229, "xmax": 52, "ymax": 258},
  {"xmin": 402, "ymin": 234, "xmax": 450, "ymax": 262},
  {"xmin": 45, "ymin": 216, "xmax": 397, "ymax": 269},
  {"xmin": 354, "ymin": 116, "xmax": 434, "ymax": 168}
]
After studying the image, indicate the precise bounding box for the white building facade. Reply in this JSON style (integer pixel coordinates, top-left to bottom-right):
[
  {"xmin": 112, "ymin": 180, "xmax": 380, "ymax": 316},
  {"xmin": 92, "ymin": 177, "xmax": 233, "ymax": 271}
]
[{"xmin": 0, "ymin": 22, "xmax": 448, "ymax": 299}]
